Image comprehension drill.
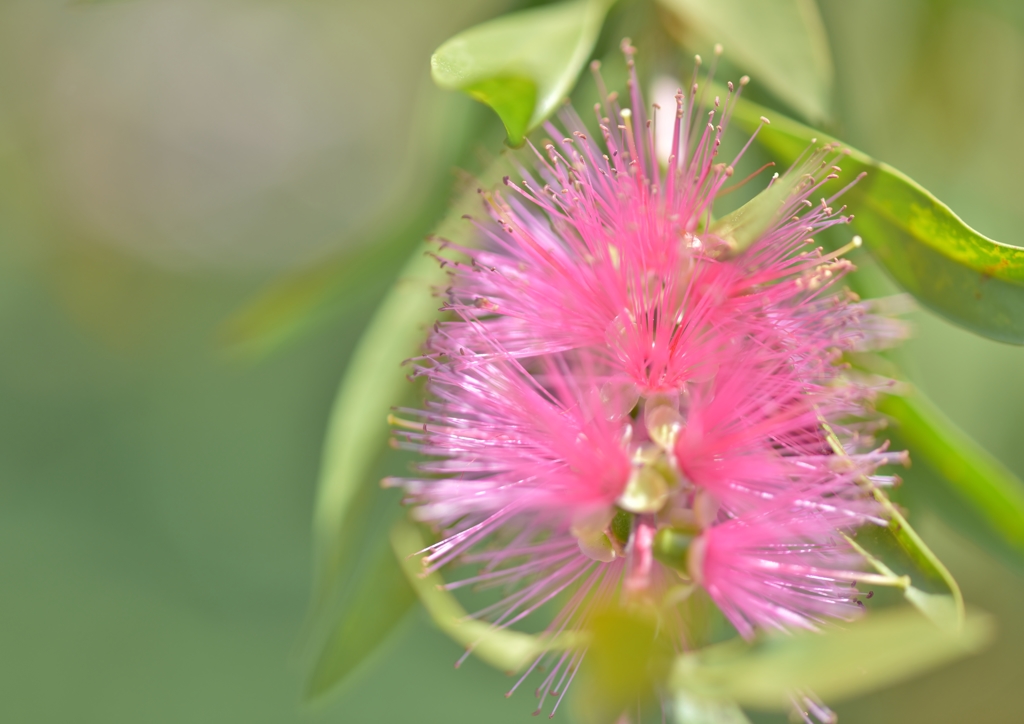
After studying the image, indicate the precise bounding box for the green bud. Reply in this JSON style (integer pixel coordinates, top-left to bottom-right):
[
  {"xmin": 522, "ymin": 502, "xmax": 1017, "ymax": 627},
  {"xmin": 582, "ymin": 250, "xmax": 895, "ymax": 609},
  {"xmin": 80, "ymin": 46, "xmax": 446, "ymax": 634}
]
[
  {"xmin": 652, "ymin": 527, "xmax": 694, "ymax": 573},
  {"xmin": 610, "ymin": 508, "xmax": 633, "ymax": 545},
  {"xmin": 617, "ymin": 466, "xmax": 670, "ymax": 513}
]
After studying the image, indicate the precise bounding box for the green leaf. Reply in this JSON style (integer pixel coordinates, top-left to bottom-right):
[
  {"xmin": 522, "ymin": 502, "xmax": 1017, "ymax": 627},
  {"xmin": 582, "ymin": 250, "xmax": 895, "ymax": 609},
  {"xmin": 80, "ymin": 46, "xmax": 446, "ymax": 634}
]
[
  {"xmin": 710, "ymin": 171, "xmax": 801, "ymax": 253},
  {"xmin": 302, "ymin": 249, "xmax": 442, "ymax": 638},
  {"xmin": 390, "ymin": 519, "xmax": 579, "ymax": 672},
  {"xmin": 841, "ymin": 529, "xmax": 960, "ymax": 630},
  {"xmin": 220, "ymin": 235, "xmax": 412, "ymax": 360},
  {"xmin": 903, "ymin": 586, "xmax": 961, "ymax": 631},
  {"xmin": 305, "ymin": 519, "xmax": 416, "ymax": 699},
  {"xmin": 820, "ymin": 421, "xmax": 965, "ymax": 624},
  {"xmin": 670, "ymin": 606, "xmax": 993, "ymax": 710},
  {"xmin": 672, "ymin": 694, "xmax": 752, "ymax": 724},
  {"xmin": 658, "ymin": 0, "xmax": 834, "ymax": 123},
  {"xmin": 726, "ymin": 92, "xmax": 1024, "ymax": 344},
  {"xmin": 878, "ymin": 387, "xmax": 1024, "ymax": 559},
  {"xmin": 300, "ymin": 154, "xmax": 515, "ymax": 689},
  {"xmin": 870, "ymin": 496, "xmax": 965, "ymax": 620},
  {"xmin": 431, "ymin": 0, "xmax": 614, "ymax": 145}
]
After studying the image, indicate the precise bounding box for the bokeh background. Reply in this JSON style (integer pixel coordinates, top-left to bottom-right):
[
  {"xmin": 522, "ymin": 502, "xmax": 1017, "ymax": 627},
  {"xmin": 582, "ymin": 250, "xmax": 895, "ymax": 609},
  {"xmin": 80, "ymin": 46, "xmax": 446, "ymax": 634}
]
[{"xmin": 2, "ymin": 0, "xmax": 1023, "ymax": 722}]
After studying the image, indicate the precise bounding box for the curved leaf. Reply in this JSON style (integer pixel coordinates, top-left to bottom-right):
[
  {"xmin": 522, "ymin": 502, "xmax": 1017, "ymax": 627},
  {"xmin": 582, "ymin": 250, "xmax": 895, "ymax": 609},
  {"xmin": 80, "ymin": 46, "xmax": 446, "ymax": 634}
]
[
  {"xmin": 702, "ymin": 88, "xmax": 1023, "ymax": 569},
  {"xmin": 301, "ymin": 250, "xmax": 443, "ymax": 638},
  {"xmin": 726, "ymin": 92, "xmax": 1024, "ymax": 344},
  {"xmin": 390, "ymin": 519, "xmax": 579, "ymax": 672},
  {"xmin": 821, "ymin": 421, "xmax": 965, "ymax": 624},
  {"xmin": 301, "ymin": 154, "xmax": 514, "ymax": 688},
  {"xmin": 868, "ymin": 493, "xmax": 964, "ymax": 620},
  {"xmin": 431, "ymin": 0, "xmax": 614, "ymax": 145},
  {"xmin": 878, "ymin": 387, "xmax": 1024, "ymax": 558},
  {"xmin": 305, "ymin": 516, "xmax": 416, "ymax": 699},
  {"xmin": 841, "ymin": 529, "xmax": 959, "ymax": 631},
  {"xmin": 670, "ymin": 606, "xmax": 993, "ymax": 710},
  {"xmin": 658, "ymin": 0, "xmax": 834, "ymax": 123}
]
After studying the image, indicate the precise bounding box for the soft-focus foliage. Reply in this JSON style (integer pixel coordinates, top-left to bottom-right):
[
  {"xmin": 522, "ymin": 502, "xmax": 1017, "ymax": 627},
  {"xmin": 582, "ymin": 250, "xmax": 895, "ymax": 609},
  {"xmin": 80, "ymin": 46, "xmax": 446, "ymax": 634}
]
[
  {"xmin": 391, "ymin": 519, "xmax": 577, "ymax": 672},
  {"xmin": 301, "ymin": 154, "xmax": 515, "ymax": 695},
  {"xmin": 670, "ymin": 606, "xmax": 992, "ymax": 709},
  {"xmin": 4, "ymin": 0, "xmax": 1024, "ymax": 723},
  {"xmin": 658, "ymin": 0, "xmax": 834, "ymax": 122},
  {"xmin": 879, "ymin": 390, "xmax": 1024, "ymax": 562}
]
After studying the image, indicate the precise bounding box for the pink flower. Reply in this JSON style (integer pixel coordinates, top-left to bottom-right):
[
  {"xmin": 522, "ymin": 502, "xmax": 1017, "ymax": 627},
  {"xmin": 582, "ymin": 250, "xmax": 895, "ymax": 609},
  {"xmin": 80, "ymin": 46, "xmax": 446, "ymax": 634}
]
[
  {"xmin": 670, "ymin": 342, "xmax": 905, "ymax": 517},
  {"xmin": 393, "ymin": 353, "xmax": 632, "ymax": 548},
  {"xmin": 393, "ymin": 42, "xmax": 907, "ymax": 717},
  {"xmin": 690, "ymin": 505, "xmax": 876, "ymax": 640}
]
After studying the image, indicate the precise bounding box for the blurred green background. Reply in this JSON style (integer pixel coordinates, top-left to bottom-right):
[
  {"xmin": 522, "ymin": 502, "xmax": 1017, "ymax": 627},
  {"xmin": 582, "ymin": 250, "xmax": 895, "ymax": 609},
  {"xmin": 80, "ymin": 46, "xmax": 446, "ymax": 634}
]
[{"xmin": 1, "ymin": 0, "xmax": 1023, "ymax": 722}]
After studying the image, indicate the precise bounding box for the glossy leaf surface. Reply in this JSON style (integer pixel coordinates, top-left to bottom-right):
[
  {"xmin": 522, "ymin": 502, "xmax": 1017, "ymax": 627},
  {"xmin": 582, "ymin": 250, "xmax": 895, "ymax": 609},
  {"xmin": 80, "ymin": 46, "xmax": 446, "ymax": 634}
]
[
  {"xmin": 670, "ymin": 606, "xmax": 993, "ymax": 710},
  {"xmin": 659, "ymin": 0, "xmax": 833, "ymax": 123},
  {"xmin": 431, "ymin": 0, "xmax": 613, "ymax": 145},
  {"xmin": 727, "ymin": 93, "xmax": 1024, "ymax": 344}
]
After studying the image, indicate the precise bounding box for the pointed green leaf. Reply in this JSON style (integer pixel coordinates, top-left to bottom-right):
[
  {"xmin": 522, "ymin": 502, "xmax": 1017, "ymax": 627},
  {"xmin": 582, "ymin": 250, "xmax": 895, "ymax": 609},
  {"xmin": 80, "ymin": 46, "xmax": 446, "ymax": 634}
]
[
  {"xmin": 870, "ymin": 496, "xmax": 965, "ymax": 620},
  {"xmin": 671, "ymin": 606, "xmax": 993, "ymax": 710},
  {"xmin": 903, "ymin": 586, "xmax": 961, "ymax": 631},
  {"xmin": 710, "ymin": 172, "xmax": 800, "ymax": 252},
  {"xmin": 726, "ymin": 92, "xmax": 1024, "ymax": 344},
  {"xmin": 390, "ymin": 519, "xmax": 580, "ymax": 672},
  {"xmin": 658, "ymin": 0, "xmax": 834, "ymax": 123},
  {"xmin": 305, "ymin": 521, "xmax": 416, "ymax": 699},
  {"xmin": 301, "ymin": 154, "xmax": 515, "ymax": 687},
  {"xmin": 878, "ymin": 387, "xmax": 1024, "ymax": 558},
  {"xmin": 841, "ymin": 529, "xmax": 960, "ymax": 630},
  {"xmin": 302, "ymin": 250, "xmax": 445, "ymax": 637},
  {"xmin": 431, "ymin": 0, "xmax": 614, "ymax": 145},
  {"xmin": 821, "ymin": 421, "xmax": 965, "ymax": 624}
]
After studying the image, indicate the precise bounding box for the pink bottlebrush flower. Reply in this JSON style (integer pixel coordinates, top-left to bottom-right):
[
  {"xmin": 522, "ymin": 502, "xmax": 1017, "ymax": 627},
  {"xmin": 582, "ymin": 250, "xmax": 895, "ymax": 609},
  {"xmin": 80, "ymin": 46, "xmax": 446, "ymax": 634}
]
[
  {"xmin": 434, "ymin": 79, "xmax": 866, "ymax": 395},
  {"xmin": 690, "ymin": 505, "xmax": 882, "ymax": 640},
  {"xmin": 392, "ymin": 352, "xmax": 633, "ymax": 547},
  {"xmin": 671, "ymin": 341, "xmax": 907, "ymax": 517},
  {"xmin": 393, "ymin": 42, "xmax": 908, "ymax": 717}
]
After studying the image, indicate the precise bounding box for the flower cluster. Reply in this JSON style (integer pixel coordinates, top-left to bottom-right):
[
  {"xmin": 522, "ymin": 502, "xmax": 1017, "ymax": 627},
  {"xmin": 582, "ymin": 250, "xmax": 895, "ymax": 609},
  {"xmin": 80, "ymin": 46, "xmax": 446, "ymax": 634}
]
[{"xmin": 390, "ymin": 43, "xmax": 906, "ymax": 719}]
